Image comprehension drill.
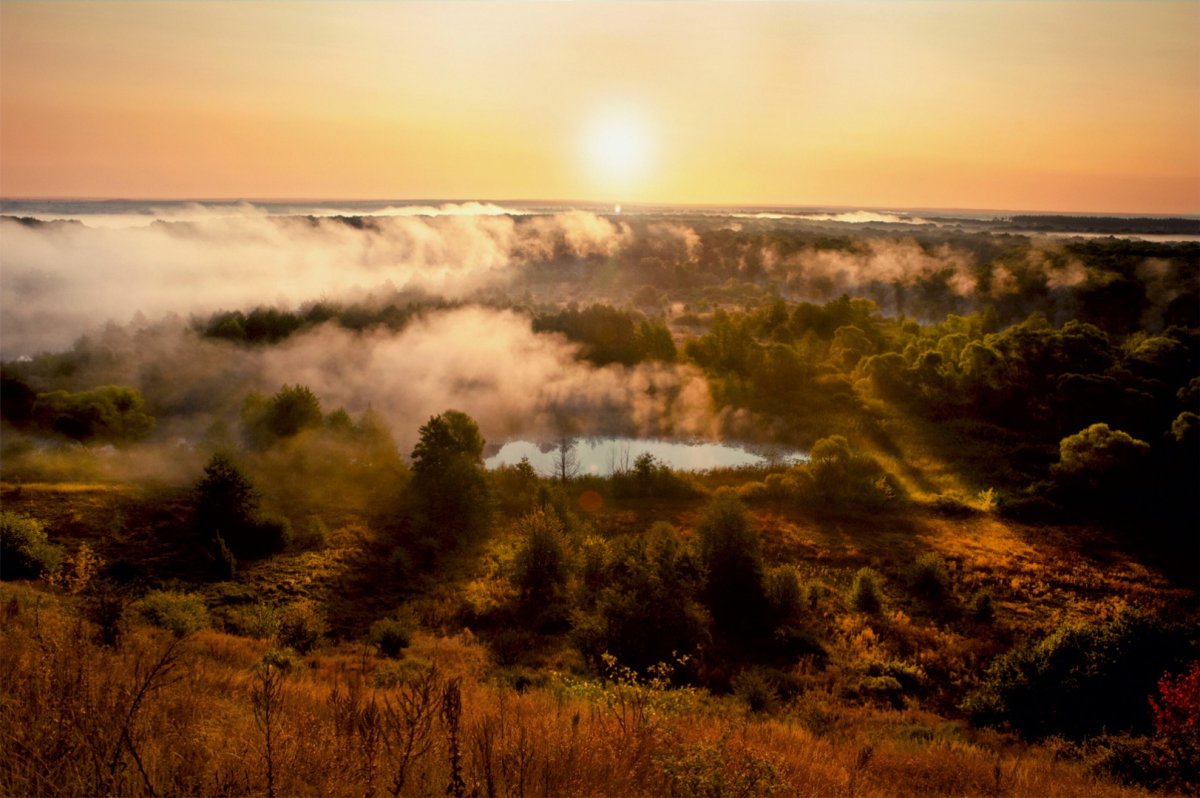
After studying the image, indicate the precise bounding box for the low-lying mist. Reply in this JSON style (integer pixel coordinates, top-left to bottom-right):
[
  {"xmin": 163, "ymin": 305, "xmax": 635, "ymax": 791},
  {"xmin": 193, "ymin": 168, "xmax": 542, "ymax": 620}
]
[
  {"xmin": 0, "ymin": 204, "xmax": 630, "ymax": 357},
  {"xmin": 4, "ymin": 305, "xmax": 720, "ymax": 462}
]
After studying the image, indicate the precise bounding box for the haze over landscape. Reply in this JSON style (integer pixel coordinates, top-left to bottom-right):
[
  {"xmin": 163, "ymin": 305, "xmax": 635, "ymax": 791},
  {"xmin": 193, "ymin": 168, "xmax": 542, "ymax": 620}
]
[{"xmin": 1, "ymin": 3, "xmax": 1199, "ymax": 798}]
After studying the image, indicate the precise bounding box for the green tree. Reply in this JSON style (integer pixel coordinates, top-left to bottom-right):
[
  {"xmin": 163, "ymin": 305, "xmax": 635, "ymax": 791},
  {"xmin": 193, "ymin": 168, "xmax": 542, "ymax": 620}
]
[
  {"xmin": 806, "ymin": 435, "xmax": 900, "ymax": 508},
  {"xmin": 1052, "ymin": 423, "xmax": 1151, "ymax": 506},
  {"xmin": 697, "ymin": 493, "xmax": 770, "ymax": 643},
  {"xmin": 32, "ymin": 385, "xmax": 154, "ymax": 443},
  {"xmin": 578, "ymin": 523, "xmax": 708, "ymax": 671},
  {"xmin": 829, "ymin": 325, "xmax": 874, "ymax": 372},
  {"xmin": 194, "ymin": 452, "xmax": 289, "ymax": 562},
  {"xmin": 195, "ymin": 453, "xmax": 259, "ymax": 538},
  {"xmin": 512, "ymin": 508, "xmax": 571, "ymax": 629},
  {"xmin": 242, "ymin": 384, "xmax": 324, "ymax": 449},
  {"xmin": 963, "ymin": 611, "xmax": 1194, "ymax": 740},
  {"xmin": 635, "ymin": 319, "xmax": 677, "ymax": 362},
  {"xmin": 410, "ymin": 410, "xmax": 492, "ymax": 548}
]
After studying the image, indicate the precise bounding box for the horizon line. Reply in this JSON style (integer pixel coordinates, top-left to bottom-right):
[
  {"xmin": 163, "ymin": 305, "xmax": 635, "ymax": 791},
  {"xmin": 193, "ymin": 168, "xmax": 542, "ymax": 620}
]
[{"xmin": 2, "ymin": 196, "xmax": 1198, "ymax": 218}]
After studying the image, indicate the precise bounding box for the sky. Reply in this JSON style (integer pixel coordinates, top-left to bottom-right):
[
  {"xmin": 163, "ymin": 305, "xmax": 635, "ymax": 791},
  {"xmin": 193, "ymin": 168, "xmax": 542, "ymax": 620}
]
[{"xmin": 1, "ymin": 1, "xmax": 1197, "ymax": 213}]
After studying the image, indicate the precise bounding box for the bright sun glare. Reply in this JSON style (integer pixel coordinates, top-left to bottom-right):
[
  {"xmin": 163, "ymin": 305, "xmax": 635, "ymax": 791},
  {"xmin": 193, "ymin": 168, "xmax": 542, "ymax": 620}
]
[{"xmin": 581, "ymin": 109, "xmax": 652, "ymax": 192}]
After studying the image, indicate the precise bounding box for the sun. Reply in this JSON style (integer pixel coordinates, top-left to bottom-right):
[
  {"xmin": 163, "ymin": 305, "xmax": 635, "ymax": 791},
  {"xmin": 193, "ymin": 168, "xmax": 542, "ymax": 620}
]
[{"xmin": 580, "ymin": 108, "xmax": 653, "ymax": 193}]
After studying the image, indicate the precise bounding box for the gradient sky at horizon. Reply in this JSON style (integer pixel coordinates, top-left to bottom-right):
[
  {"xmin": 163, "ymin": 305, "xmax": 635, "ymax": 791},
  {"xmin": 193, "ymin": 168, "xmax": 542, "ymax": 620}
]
[{"xmin": 1, "ymin": 1, "xmax": 1197, "ymax": 213}]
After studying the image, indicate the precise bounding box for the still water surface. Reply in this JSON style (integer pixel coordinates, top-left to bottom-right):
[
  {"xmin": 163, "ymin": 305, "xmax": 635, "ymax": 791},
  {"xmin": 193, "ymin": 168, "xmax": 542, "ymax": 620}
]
[{"xmin": 485, "ymin": 438, "xmax": 807, "ymax": 476}]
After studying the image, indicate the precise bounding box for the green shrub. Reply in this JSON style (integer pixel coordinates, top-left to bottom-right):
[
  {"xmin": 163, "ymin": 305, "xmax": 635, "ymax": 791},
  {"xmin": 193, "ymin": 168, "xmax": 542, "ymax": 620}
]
[
  {"xmin": 277, "ymin": 600, "xmax": 326, "ymax": 653},
  {"xmin": 242, "ymin": 513, "xmax": 294, "ymax": 559},
  {"xmin": 657, "ymin": 737, "xmax": 785, "ymax": 798},
  {"xmin": 857, "ymin": 675, "xmax": 905, "ymax": 708},
  {"xmin": 0, "ymin": 512, "xmax": 62, "ymax": 580},
  {"xmin": 611, "ymin": 452, "xmax": 698, "ymax": 499},
  {"xmin": 372, "ymin": 658, "xmax": 434, "ymax": 689},
  {"xmin": 848, "ymin": 568, "xmax": 884, "ymax": 615},
  {"xmin": 962, "ymin": 610, "xmax": 1195, "ymax": 740},
  {"xmin": 370, "ymin": 611, "xmax": 416, "ymax": 658},
  {"xmin": 32, "ymin": 384, "xmax": 154, "ymax": 442},
  {"xmin": 731, "ymin": 668, "xmax": 778, "ymax": 713},
  {"xmin": 512, "ymin": 508, "xmax": 571, "ymax": 630},
  {"xmin": 132, "ymin": 590, "xmax": 209, "ymax": 637},
  {"xmin": 906, "ymin": 554, "xmax": 951, "ymax": 602},
  {"xmin": 764, "ymin": 565, "xmax": 806, "ymax": 627},
  {"xmin": 577, "ymin": 524, "xmax": 709, "ymax": 671},
  {"xmin": 867, "ymin": 659, "xmax": 925, "ymax": 694},
  {"xmin": 227, "ymin": 602, "xmax": 280, "ymax": 639},
  {"xmin": 259, "ymin": 647, "xmax": 302, "ymax": 673}
]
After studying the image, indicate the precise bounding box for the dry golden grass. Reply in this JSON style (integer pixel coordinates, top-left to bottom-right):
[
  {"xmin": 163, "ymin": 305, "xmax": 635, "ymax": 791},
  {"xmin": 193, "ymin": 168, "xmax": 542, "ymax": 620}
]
[{"xmin": 0, "ymin": 581, "xmax": 1155, "ymax": 798}]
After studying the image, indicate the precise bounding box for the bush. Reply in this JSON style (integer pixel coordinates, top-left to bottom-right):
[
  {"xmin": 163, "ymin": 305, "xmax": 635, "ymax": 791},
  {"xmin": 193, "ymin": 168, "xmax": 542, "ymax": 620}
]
[
  {"xmin": 84, "ymin": 581, "xmax": 128, "ymax": 647},
  {"xmin": 969, "ymin": 590, "xmax": 995, "ymax": 623},
  {"xmin": 857, "ymin": 675, "xmax": 905, "ymax": 708},
  {"xmin": 611, "ymin": 452, "xmax": 698, "ymax": 499},
  {"xmin": 226, "ymin": 602, "xmax": 280, "ymax": 639},
  {"xmin": 1145, "ymin": 660, "xmax": 1200, "ymax": 791},
  {"xmin": 278, "ymin": 600, "xmax": 327, "ymax": 653},
  {"xmin": 906, "ymin": 554, "xmax": 951, "ymax": 603},
  {"xmin": 804, "ymin": 436, "xmax": 902, "ymax": 509},
  {"xmin": 848, "ymin": 568, "xmax": 884, "ymax": 615},
  {"xmin": 512, "ymin": 508, "xmax": 571, "ymax": 630},
  {"xmin": 657, "ymin": 737, "xmax": 785, "ymax": 798},
  {"xmin": 0, "ymin": 512, "xmax": 63, "ymax": 580},
  {"xmin": 577, "ymin": 523, "xmax": 709, "ymax": 671},
  {"xmin": 31, "ymin": 384, "xmax": 154, "ymax": 443},
  {"xmin": 764, "ymin": 565, "xmax": 806, "ymax": 627},
  {"xmin": 242, "ymin": 513, "xmax": 294, "ymax": 558},
  {"xmin": 962, "ymin": 610, "xmax": 1195, "ymax": 740},
  {"xmin": 132, "ymin": 590, "xmax": 209, "ymax": 637},
  {"xmin": 370, "ymin": 611, "xmax": 416, "ymax": 658},
  {"xmin": 731, "ymin": 668, "xmax": 778, "ymax": 713},
  {"xmin": 241, "ymin": 384, "xmax": 324, "ymax": 449},
  {"xmin": 196, "ymin": 453, "xmax": 256, "ymax": 541}
]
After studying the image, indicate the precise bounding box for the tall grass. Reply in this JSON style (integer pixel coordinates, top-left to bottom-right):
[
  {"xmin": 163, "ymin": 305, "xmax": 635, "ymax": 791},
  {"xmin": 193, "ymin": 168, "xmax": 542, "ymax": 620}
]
[{"xmin": 0, "ymin": 583, "xmax": 1149, "ymax": 797}]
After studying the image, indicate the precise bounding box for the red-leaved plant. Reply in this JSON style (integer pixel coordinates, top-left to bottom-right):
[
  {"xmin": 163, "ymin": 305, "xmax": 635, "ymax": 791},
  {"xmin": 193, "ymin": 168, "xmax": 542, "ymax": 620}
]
[
  {"xmin": 1149, "ymin": 660, "xmax": 1200, "ymax": 740},
  {"xmin": 1146, "ymin": 660, "xmax": 1200, "ymax": 790}
]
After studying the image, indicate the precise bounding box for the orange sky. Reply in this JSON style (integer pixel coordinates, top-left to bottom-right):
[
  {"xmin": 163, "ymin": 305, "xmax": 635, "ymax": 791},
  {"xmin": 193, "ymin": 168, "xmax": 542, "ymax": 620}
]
[{"xmin": 2, "ymin": 1, "xmax": 1197, "ymax": 212}]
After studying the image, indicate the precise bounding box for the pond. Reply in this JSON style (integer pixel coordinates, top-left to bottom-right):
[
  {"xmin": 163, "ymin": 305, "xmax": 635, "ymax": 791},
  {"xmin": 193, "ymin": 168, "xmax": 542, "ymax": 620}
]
[{"xmin": 485, "ymin": 437, "xmax": 808, "ymax": 476}]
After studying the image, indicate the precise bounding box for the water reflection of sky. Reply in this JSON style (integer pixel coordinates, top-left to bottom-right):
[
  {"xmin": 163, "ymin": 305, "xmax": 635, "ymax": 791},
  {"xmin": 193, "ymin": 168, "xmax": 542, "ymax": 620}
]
[{"xmin": 485, "ymin": 438, "xmax": 807, "ymax": 476}]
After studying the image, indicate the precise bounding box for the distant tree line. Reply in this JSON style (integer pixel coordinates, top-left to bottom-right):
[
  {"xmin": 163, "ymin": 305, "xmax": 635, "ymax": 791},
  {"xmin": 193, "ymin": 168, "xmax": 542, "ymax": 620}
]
[
  {"xmin": 532, "ymin": 304, "xmax": 676, "ymax": 366},
  {"xmin": 199, "ymin": 298, "xmax": 460, "ymax": 345}
]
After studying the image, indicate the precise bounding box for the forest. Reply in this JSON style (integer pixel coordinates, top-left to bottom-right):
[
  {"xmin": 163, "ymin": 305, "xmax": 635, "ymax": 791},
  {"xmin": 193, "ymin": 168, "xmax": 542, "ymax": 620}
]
[{"xmin": 1, "ymin": 208, "xmax": 1198, "ymax": 797}]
